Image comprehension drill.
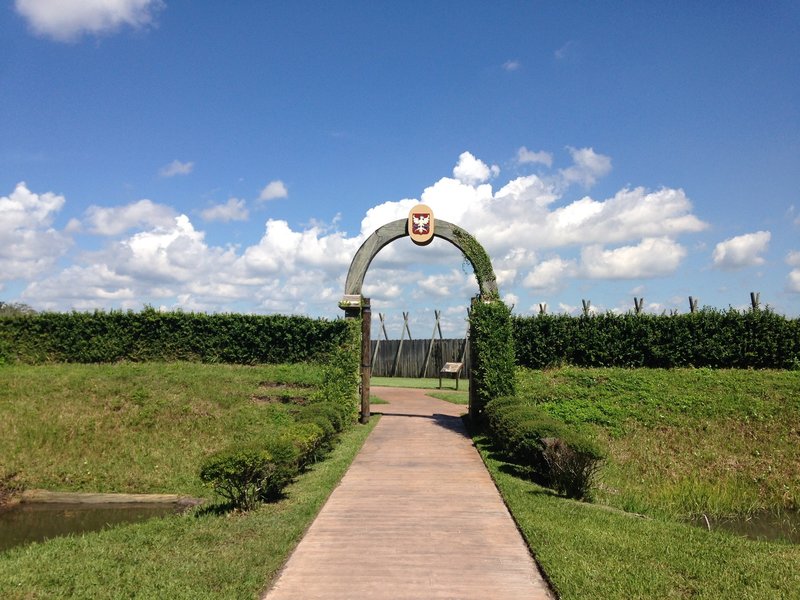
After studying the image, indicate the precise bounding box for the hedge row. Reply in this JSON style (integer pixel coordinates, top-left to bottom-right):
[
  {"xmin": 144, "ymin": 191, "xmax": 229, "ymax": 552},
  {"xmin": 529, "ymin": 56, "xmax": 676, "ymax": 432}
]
[
  {"xmin": 514, "ymin": 308, "xmax": 800, "ymax": 370},
  {"xmin": 0, "ymin": 308, "xmax": 351, "ymax": 365},
  {"xmin": 200, "ymin": 318, "xmax": 360, "ymax": 510}
]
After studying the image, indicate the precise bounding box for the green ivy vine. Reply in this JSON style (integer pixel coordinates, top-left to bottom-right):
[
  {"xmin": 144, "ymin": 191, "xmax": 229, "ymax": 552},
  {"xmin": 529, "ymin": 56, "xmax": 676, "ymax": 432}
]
[{"xmin": 452, "ymin": 226, "xmax": 499, "ymax": 301}]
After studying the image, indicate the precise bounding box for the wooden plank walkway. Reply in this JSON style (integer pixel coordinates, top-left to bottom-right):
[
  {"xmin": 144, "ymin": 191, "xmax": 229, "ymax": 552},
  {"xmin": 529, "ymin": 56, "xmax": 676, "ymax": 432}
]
[{"xmin": 262, "ymin": 387, "xmax": 553, "ymax": 600}]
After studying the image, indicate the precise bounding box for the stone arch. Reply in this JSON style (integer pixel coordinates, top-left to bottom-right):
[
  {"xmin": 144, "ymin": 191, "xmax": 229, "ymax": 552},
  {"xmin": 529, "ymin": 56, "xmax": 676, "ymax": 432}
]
[
  {"xmin": 342, "ymin": 218, "xmax": 499, "ymax": 301},
  {"xmin": 340, "ymin": 218, "xmax": 500, "ymax": 423}
]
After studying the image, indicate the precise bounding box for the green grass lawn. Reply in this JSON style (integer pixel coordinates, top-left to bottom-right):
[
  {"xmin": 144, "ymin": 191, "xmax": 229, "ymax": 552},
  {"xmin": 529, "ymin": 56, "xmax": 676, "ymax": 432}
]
[
  {"xmin": 514, "ymin": 366, "xmax": 800, "ymax": 518},
  {"xmin": 3, "ymin": 363, "xmax": 798, "ymax": 598},
  {"xmin": 472, "ymin": 366, "xmax": 800, "ymax": 599},
  {"xmin": 0, "ymin": 362, "xmax": 377, "ymax": 598},
  {"xmin": 0, "ymin": 362, "xmax": 325, "ymax": 497},
  {"xmin": 475, "ymin": 430, "xmax": 800, "ymax": 600}
]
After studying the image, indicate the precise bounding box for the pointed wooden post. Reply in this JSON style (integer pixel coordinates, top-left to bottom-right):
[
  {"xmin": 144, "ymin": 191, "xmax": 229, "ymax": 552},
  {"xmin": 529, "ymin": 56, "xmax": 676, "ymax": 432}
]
[
  {"xmin": 459, "ymin": 307, "xmax": 471, "ymax": 366},
  {"xmin": 371, "ymin": 313, "xmax": 388, "ymax": 370},
  {"xmin": 750, "ymin": 292, "xmax": 760, "ymax": 311},
  {"xmin": 421, "ymin": 310, "xmax": 443, "ymax": 378},
  {"xmin": 391, "ymin": 312, "xmax": 412, "ymax": 377}
]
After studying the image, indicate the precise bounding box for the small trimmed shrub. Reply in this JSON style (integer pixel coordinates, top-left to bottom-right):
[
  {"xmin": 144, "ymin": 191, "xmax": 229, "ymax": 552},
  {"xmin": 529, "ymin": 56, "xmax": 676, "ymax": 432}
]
[
  {"xmin": 485, "ymin": 396, "xmax": 605, "ymax": 500},
  {"xmin": 199, "ymin": 444, "xmax": 297, "ymax": 510},
  {"xmin": 272, "ymin": 422, "xmax": 328, "ymax": 467},
  {"xmin": 295, "ymin": 412, "xmax": 337, "ymax": 449},
  {"xmin": 541, "ymin": 436, "xmax": 604, "ymax": 500}
]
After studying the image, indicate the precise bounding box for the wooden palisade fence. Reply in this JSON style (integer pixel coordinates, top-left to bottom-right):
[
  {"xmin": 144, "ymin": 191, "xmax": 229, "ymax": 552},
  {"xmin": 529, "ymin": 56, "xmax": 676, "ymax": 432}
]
[{"xmin": 370, "ymin": 310, "xmax": 470, "ymax": 379}]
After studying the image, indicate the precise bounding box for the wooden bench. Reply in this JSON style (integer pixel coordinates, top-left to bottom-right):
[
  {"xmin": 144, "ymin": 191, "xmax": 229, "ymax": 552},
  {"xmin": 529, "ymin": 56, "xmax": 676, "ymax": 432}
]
[{"xmin": 439, "ymin": 362, "xmax": 463, "ymax": 390}]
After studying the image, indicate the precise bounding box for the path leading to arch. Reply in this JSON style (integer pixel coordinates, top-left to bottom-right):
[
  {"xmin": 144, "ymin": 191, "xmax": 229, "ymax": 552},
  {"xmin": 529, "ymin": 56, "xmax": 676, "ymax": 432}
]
[{"xmin": 262, "ymin": 387, "xmax": 553, "ymax": 600}]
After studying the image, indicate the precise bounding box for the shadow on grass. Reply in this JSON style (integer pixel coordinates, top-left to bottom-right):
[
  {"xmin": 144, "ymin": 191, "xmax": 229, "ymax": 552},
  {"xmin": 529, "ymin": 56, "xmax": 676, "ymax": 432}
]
[
  {"xmin": 194, "ymin": 502, "xmax": 234, "ymax": 517},
  {"xmin": 464, "ymin": 417, "xmax": 564, "ymax": 498}
]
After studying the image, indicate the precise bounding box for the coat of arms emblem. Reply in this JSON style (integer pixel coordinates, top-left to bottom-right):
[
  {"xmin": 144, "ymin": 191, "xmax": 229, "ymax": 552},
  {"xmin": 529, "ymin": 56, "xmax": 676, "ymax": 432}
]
[{"xmin": 408, "ymin": 204, "xmax": 434, "ymax": 245}]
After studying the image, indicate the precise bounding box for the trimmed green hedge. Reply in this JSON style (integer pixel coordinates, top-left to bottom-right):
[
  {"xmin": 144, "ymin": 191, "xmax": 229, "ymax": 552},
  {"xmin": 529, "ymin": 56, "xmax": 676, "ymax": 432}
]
[
  {"xmin": 485, "ymin": 395, "xmax": 605, "ymax": 500},
  {"xmin": 0, "ymin": 308, "xmax": 351, "ymax": 365},
  {"xmin": 199, "ymin": 317, "xmax": 361, "ymax": 511},
  {"xmin": 469, "ymin": 300, "xmax": 516, "ymax": 418},
  {"xmin": 514, "ymin": 308, "xmax": 800, "ymax": 370}
]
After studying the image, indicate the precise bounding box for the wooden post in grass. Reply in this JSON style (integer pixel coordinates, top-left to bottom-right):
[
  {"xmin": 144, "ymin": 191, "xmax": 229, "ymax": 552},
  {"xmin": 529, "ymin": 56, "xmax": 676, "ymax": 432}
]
[
  {"xmin": 339, "ymin": 294, "xmax": 371, "ymax": 423},
  {"xmin": 360, "ymin": 299, "xmax": 371, "ymax": 424}
]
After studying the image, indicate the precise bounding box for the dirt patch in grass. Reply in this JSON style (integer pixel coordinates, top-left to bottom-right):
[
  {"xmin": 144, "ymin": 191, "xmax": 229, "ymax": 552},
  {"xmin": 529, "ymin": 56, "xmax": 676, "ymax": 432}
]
[
  {"xmin": 250, "ymin": 395, "xmax": 309, "ymax": 405},
  {"xmin": 258, "ymin": 382, "xmax": 314, "ymax": 389}
]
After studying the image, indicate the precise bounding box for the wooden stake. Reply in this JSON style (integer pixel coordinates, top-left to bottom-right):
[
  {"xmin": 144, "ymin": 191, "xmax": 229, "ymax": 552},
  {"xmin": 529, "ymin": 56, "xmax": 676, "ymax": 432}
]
[
  {"xmin": 370, "ymin": 313, "xmax": 389, "ymax": 370},
  {"xmin": 459, "ymin": 307, "xmax": 470, "ymax": 365},
  {"xmin": 421, "ymin": 310, "xmax": 443, "ymax": 378},
  {"xmin": 750, "ymin": 292, "xmax": 760, "ymax": 311},
  {"xmin": 391, "ymin": 312, "xmax": 412, "ymax": 377}
]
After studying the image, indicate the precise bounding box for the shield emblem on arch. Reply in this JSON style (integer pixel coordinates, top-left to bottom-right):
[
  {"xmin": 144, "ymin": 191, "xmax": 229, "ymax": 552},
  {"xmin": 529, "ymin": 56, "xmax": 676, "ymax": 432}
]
[{"xmin": 408, "ymin": 204, "xmax": 434, "ymax": 246}]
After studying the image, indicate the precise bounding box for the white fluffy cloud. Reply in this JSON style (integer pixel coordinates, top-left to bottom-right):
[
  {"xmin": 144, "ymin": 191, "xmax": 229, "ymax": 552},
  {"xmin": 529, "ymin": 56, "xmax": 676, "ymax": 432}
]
[
  {"xmin": 580, "ymin": 237, "xmax": 687, "ymax": 279},
  {"xmin": 516, "ymin": 146, "xmax": 553, "ymax": 167},
  {"xmin": 159, "ymin": 160, "xmax": 194, "ymax": 177},
  {"xmin": 15, "ymin": 0, "xmax": 163, "ymax": 42},
  {"xmin": 259, "ymin": 180, "xmax": 288, "ymax": 201},
  {"xmin": 84, "ymin": 199, "xmax": 176, "ymax": 236},
  {"xmin": 712, "ymin": 231, "xmax": 771, "ymax": 270},
  {"xmin": 452, "ymin": 152, "xmax": 499, "ymax": 185},
  {"xmin": 201, "ymin": 198, "xmax": 249, "ymax": 222},
  {"xmin": 786, "ymin": 251, "xmax": 800, "ymax": 293},
  {"xmin": 559, "ymin": 147, "xmax": 612, "ymax": 188},
  {"xmin": 0, "ymin": 182, "xmax": 71, "ymax": 280},
  {"xmin": 788, "ymin": 270, "xmax": 800, "ymax": 293},
  {"xmin": 523, "ymin": 257, "xmax": 577, "ymax": 291},
  {"xmin": 415, "ymin": 269, "xmax": 476, "ymax": 298},
  {"xmin": 13, "ymin": 149, "xmax": 715, "ymax": 326}
]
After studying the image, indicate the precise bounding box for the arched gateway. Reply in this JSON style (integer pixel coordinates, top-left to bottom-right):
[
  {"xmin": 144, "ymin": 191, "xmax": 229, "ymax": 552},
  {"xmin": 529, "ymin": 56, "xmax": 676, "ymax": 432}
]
[{"xmin": 339, "ymin": 205, "xmax": 499, "ymax": 422}]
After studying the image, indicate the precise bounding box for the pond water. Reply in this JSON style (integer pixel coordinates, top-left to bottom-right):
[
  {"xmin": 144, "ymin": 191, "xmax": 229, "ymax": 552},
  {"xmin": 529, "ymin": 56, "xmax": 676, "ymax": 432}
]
[
  {"xmin": 0, "ymin": 502, "xmax": 186, "ymax": 553},
  {"xmin": 690, "ymin": 511, "xmax": 800, "ymax": 544}
]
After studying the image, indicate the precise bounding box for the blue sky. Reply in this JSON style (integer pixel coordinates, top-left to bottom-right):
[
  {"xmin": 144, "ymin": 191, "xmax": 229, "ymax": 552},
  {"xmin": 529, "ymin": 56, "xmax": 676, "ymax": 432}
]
[{"xmin": 2, "ymin": 1, "xmax": 798, "ymax": 336}]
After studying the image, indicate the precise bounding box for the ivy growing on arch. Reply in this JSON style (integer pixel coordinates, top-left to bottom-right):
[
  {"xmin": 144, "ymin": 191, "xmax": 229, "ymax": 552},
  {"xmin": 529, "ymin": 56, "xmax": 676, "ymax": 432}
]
[{"xmin": 452, "ymin": 226, "xmax": 500, "ymax": 301}]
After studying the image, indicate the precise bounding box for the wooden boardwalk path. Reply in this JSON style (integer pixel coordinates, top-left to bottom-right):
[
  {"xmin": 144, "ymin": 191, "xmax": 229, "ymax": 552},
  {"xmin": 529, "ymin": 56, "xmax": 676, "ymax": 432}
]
[{"xmin": 263, "ymin": 387, "xmax": 553, "ymax": 600}]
